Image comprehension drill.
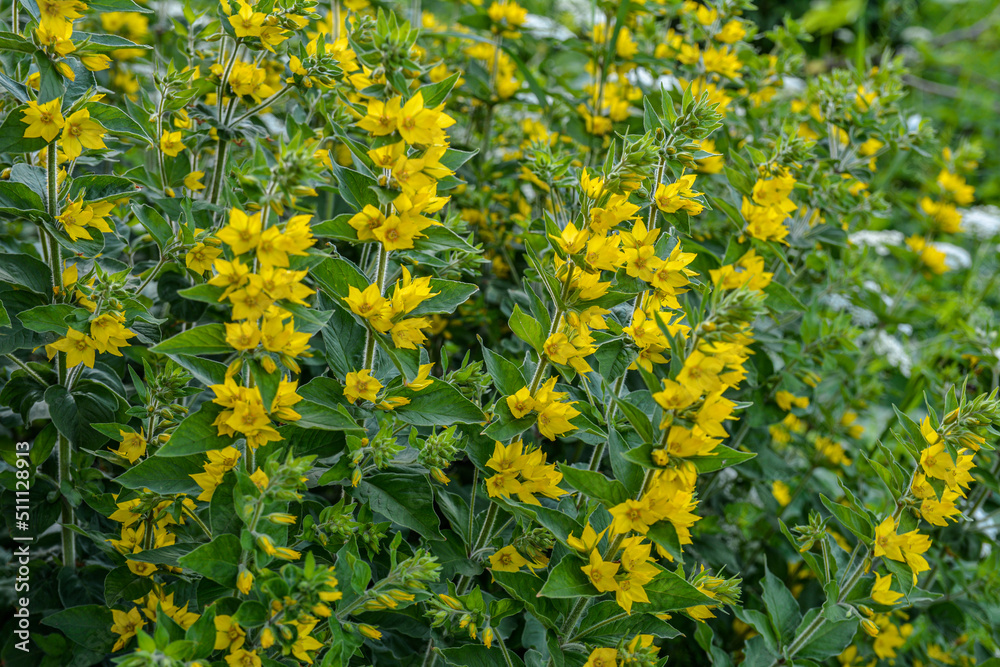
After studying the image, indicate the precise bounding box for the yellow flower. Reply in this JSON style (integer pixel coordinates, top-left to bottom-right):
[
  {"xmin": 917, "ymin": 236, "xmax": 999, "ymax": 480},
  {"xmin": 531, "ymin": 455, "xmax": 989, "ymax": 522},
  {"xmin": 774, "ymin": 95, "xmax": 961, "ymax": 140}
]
[
  {"xmin": 81, "ymin": 54, "xmax": 112, "ymax": 71},
  {"xmin": 110, "ymin": 607, "xmax": 145, "ymax": 651},
  {"xmin": 225, "ymin": 321, "xmax": 261, "ymax": 351},
  {"xmin": 236, "ymin": 568, "xmax": 254, "ymax": 594},
  {"xmin": 185, "ymin": 242, "xmax": 221, "ymax": 274},
  {"xmin": 229, "ymin": 1, "xmax": 266, "ymax": 37},
  {"xmin": 567, "ymin": 524, "xmax": 605, "ymax": 554},
  {"xmin": 871, "ymin": 572, "xmax": 903, "ymax": 606},
  {"xmin": 358, "ymin": 624, "xmax": 382, "ymax": 640},
  {"xmin": 584, "ymin": 647, "xmax": 618, "ymax": 667},
  {"xmin": 771, "ymin": 480, "xmax": 791, "ymax": 507},
  {"xmin": 905, "ymin": 235, "xmax": 948, "ymax": 275},
  {"xmin": 46, "ymin": 328, "xmax": 98, "ymax": 368},
  {"xmin": 113, "ymin": 429, "xmax": 147, "ymax": 464},
  {"xmin": 581, "ymin": 550, "xmax": 620, "ymax": 593},
  {"xmin": 216, "ymin": 208, "xmax": 263, "ymax": 255},
  {"xmin": 609, "ymin": 498, "xmax": 656, "ymax": 535},
  {"xmin": 344, "ymin": 369, "xmax": 382, "ymax": 404},
  {"xmin": 214, "ymin": 615, "xmax": 246, "ymax": 651},
  {"xmin": 506, "ymin": 386, "xmax": 535, "ymax": 418},
  {"xmin": 160, "ymin": 130, "xmax": 186, "ymax": 157},
  {"xmin": 21, "ymin": 98, "xmax": 65, "ymax": 142},
  {"xmin": 60, "ymin": 109, "xmax": 106, "ymax": 160},
  {"xmin": 489, "ymin": 545, "xmax": 528, "ymax": 573},
  {"xmin": 184, "ymin": 171, "xmax": 206, "ymax": 191},
  {"xmin": 225, "ymin": 649, "xmax": 262, "ymax": 667}
]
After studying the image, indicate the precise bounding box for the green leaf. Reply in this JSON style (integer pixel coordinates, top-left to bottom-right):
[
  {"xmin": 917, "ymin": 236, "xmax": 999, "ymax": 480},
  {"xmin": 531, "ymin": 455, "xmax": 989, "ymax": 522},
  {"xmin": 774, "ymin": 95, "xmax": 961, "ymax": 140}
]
[
  {"xmin": 819, "ymin": 494, "xmax": 873, "ymax": 543},
  {"xmin": 232, "ymin": 600, "xmax": 268, "ymax": 627},
  {"xmin": 74, "ymin": 32, "xmax": 151, "ymax": 52},
  {"xmin": 116, "ymin": 453, "xmax": 204, "ymax": 494},
  {"xmin": 0, "ymin": 180, "xmax": 45, "ymax": 212},
  {"xmin": 184, "ymin": 605, "xmax": 217, "ymax": 660},
  {"xmin": 406, "ymin": 278, "xmax": 478, "ymax": 317},
  {"xmin": 17, "ymin": 303, "xmax": 86, "ymax": 334},
  {"xmin": 45, "ymin": 384, "xmax": 119, "ymax": 449},
  {"xmin": 0, "ymin": 252, "xmax": 52, "ymax": 293},
  {"xmin": 392, "ymin": 380, "xmax": 486, "ymax": 426},
  {"xmin": 333, "ymin": 166, "xmax": 379, "ymax": 210},
  {"xmin": 85, "ymin": 102, "xmax": 154, "ymax": 143},
  {"xmin": 419, "ymin": 71, "xmax": 461, "ymax": 107},
  {"xmin": 41, "ymin": 605, "xmax": 115, "ymax": 653},
  {"xmin": 320, "ymin": 307, "xmax": 366, "ymax": 378},
  {"xmin": 481, "ymin": 343, "xmax": 527, "ymax": 395},
  {"xmin": 104, "ymin": 565, "xmax": 154, "ymax": 607},
  {"xmin": 125, "ymin": 544, "xmax": 198, "ymax": 566},
  {"xmin": 614, "ymin": 394, "xmax": 655, "ymax": 444},
  {"xmin": 509, "ymin": 304, "xmax": 545, "ymax": 352},
  {"xmin": 559, "ymin": 466, "xmax": 629, "ymax": 507},
  {"xmin": 482, "ymin": 401, "xmax": 536, "ymax": 441},
  {"xmin": 688, "ymin": 445, "xmax": 757, "ymax": 473},
  {"xmin": 295, "ymin": 377, "xmax": 364, "ymax": 431},
  {"xmin": 608, "ymin": 427, "xmax": 644, "ymax": 496},
  {"xmin": 0, "ymin": 31, "xmax": 35, "ymax": 53},
  {"xmin": 538, "ymin": 555, "xmax": 597, "ymax": 598},
  {"xmin": 0, "ymin": 69, "xmax": 28, "ymax": 103},
  {"xmin": 353, "ymin": 472, "xmax": 444, "ymax": 540},
  {"xmin": 295, "ymin": 400, "xmax": 362, "ymax": 431},
  {"xmin": 69, "ymin": 174, "xmax": 137, "ymax": 204},
  {"xmin": 133, "ymin": 203, "xmax": 174, "ymax": 250},
  {"xmin": 764, "ymin": 281, "xmax": 806, "ymax": 311},
  {"xmin": 155, "ymin": 402, "xmax": 236, "ymax": 456},
  {"xmin": 762, "ymin": 564, "xmax": 801, "ymax": 644},
  {"xmin": 576, "ymin": 600, "xmax": 680, "ymax": 642},
  {"xmin": 89, "ymin": 0, "xmax": 153, "ymax": 12},
  {"xmin": 152, "ymin": 324, "xmax": 230, "ymax": 356},
  {"xmin": 311, "ymin": 256, "xmax": 369, "ymax": 300},
  {"xmin": 178, "ymin": 534, "xmax": 242, "ymax": 588},
  {"xmin": 639, "ymin": 569, "xmax": 715, "ymax": 613},
  {"xmin": 794, "ymin": 609, "xmax": 858, "ymax": 661}
]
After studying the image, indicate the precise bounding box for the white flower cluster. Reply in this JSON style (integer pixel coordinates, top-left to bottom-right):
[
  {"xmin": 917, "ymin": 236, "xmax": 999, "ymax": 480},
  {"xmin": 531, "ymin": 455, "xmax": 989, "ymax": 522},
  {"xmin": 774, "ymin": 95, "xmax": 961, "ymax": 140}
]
[
  {"xmin": 857, "ymin": 330, "xmax": 913, "ymax": 377},
  {"xmin": 848, "ymin": 229, "xmax": 904, "ymax": 255}
]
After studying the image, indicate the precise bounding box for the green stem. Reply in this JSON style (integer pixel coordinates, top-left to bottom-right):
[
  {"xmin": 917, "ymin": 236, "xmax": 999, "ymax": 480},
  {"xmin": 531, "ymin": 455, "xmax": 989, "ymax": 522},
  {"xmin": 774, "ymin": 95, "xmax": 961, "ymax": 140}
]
[
  {"xmin": 183, "ymin": 507, "xmax": 213, "ymax": 539},
  {"xmin": 362, "ymin": 244, "xmax": 389, "ymax": 369},
  {"xmin": 207, "ymin": 137, "xmax": 230, "ymax": 205},
  {"xmin": 496, "ymin": 635, "xmax": 515, "ymax": 667},
  {"xmin": 455, "ymin": 501, "xmax": 500, "ymax": 594},
  {"xmin": 46, "ymin": 143, "xmax": 74, "ymax": 568},
  {"xmin": 230, "ymin": 85, "xmax": 293, "ymax": 125},
  {"xmin": 5, "ymin": 354, "xmax": 47, "ymax": 385}
]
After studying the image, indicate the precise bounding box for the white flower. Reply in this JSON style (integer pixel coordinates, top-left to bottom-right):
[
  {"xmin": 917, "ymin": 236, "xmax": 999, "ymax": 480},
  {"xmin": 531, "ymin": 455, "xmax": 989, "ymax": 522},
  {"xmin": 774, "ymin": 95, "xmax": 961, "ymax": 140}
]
[
  {"xmin": 960, "ymin": 206, "xmax": 1000, "ymax": 239},
  {"xmin": 848, "ymin": 230, "xmax": 904, "ymax": 256}
]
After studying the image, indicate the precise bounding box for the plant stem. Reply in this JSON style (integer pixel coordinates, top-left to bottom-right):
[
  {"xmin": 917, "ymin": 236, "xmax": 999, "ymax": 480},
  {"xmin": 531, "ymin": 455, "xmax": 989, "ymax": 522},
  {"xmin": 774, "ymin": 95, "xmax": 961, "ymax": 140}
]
[
  {"xmin": 455, "ymin": 500, "xmax": 500, "ymax": 594},
  {"xmin": 5, "ymin": 354, "xmax": 47, "ymax": 385},
  {"xmin": 46, "ymin": 143, "xmax": 74, "ymax": 568},
  {"xmin": 496, "ymin": 635, "xmax": 515, "ymax": 667},
  {"xmin": 362, "ymin": 244, "xmax": 389, "ymax": 369},
  {"xmin": 207, "ymin": 137, "xmax": 230, "ymax": 205},
  {"xmin": 230, "ymin": 85, "xmax": 293, "ymax": 125}
]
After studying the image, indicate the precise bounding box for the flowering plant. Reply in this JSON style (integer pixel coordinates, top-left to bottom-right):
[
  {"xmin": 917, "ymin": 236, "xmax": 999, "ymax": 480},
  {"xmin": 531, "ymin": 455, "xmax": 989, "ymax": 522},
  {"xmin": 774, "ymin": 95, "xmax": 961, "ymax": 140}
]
[{"xmin": 1, "ymin": 0, "xmax": 999, "ymax": 666}]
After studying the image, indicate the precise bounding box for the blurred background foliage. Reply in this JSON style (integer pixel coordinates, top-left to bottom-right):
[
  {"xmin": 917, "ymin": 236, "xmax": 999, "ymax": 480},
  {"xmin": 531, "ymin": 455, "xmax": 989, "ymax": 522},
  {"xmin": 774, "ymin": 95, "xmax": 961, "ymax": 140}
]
[{"xmin": 752, "ymin": 0, "xmax": 1000, "ymax": 201}]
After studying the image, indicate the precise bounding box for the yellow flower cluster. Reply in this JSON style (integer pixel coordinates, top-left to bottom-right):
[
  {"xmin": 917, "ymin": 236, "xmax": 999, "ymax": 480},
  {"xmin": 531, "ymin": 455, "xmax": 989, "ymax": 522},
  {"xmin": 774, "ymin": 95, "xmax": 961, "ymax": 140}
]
[
  {"xmin": 742, "ymin": 172, "xmax": 797, "ymax": 244},
  {"xmin": 343, "ymin": 268, "xmax": 438, "ymax": 350},
  {"xmin": 505, "ymin": 378, "xmax": 581, "ymax": 441},
  {"xmin": 483, "ymin": 439, "xmax": 565, "ymax": 505},
  {"xmin": 45, "ymin": 311, "xmax": 136, "ymax": 369}
]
